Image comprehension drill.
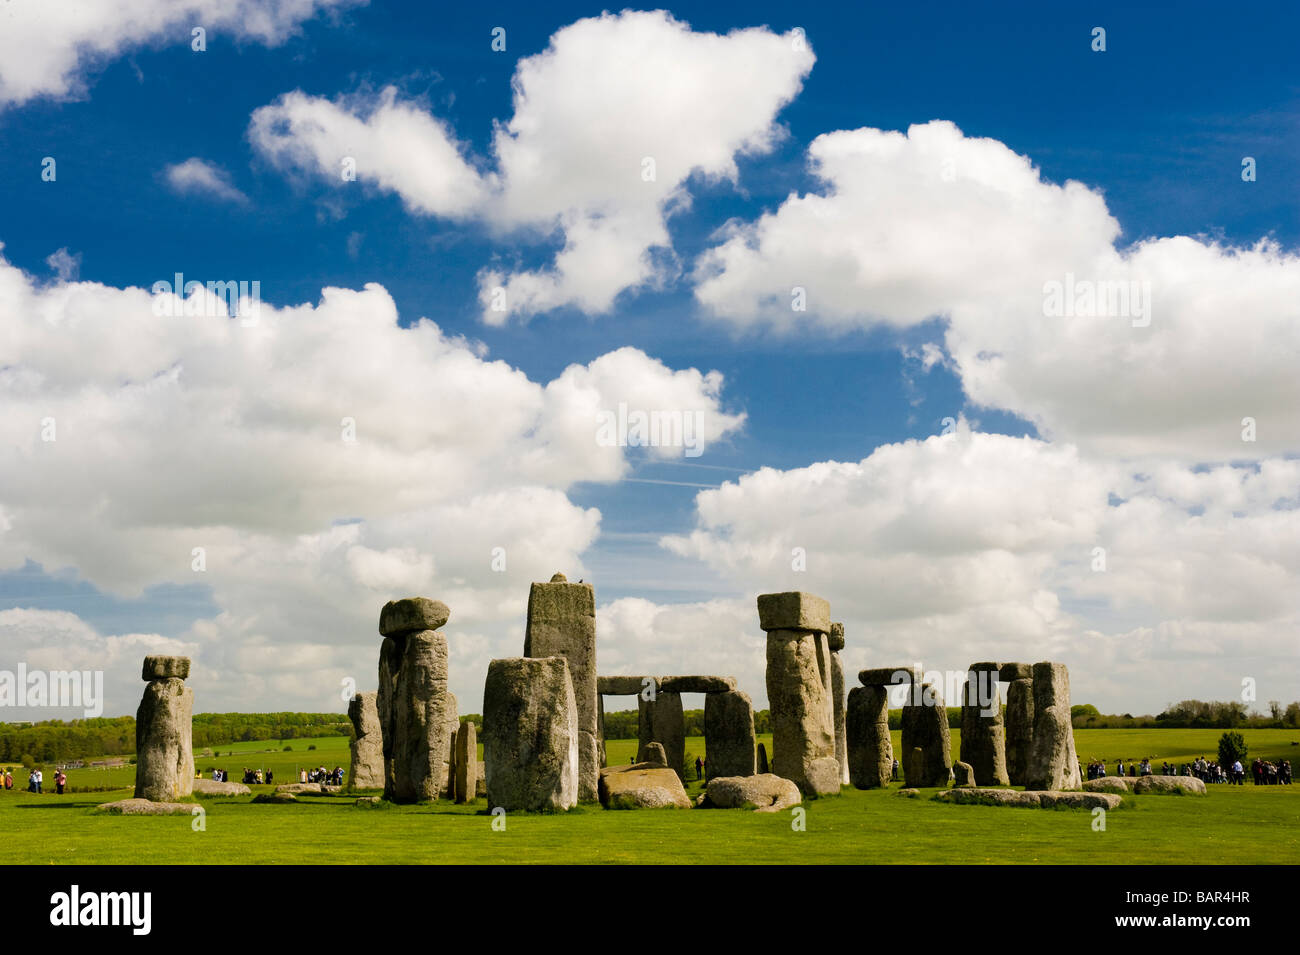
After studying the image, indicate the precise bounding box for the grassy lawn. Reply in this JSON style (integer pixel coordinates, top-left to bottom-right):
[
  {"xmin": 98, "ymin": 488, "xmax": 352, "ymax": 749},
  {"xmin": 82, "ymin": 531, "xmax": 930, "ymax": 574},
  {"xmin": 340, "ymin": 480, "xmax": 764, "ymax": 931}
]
[{"xmin": 2, "ymin": 727, "xmax": 1296, "ymax": 864}]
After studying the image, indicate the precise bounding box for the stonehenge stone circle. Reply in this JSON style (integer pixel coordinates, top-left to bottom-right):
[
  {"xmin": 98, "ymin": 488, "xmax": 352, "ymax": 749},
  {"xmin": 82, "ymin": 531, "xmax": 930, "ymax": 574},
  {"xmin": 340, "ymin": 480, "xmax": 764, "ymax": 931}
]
[
  {"xmin": 598, "ymin": 766, "xmax": 691, "ymax": 809},
  {"xmin": 1004, "ymin": 670, "xmax": 1035, "ymax": 786},
  {"xmin": 454, "ymin": 719, "xmax": 478, "ymax": 804},
  {"xmin": 700, "ymin": 774, "xmax": 802, "ymax": 812},
  {"xmin": 1024, "ymin": 662, "xmax": 1082, "ymax": 791},
  {"xmin": 901, "ymin": 683, "xmax": 953, "ymax": 787},
  {"xmin": 347, "ymin": 691, "xmax": 385, "ymax": 790},
  {"xmin": 760, "ymin": 592, "xmax": 840, "ymax": 796},
  {"xmin": 384, "ymin": 626, "xmax": 453, "ymax": 803},
  {"xmin": 960, "ymin": 663, "xmax": 1009, "ymax": 787},
  {"xmin": 703, "ymin": 689, "xmax": 756, "ymax": 778},
  {"xmin": 829, "ymin": 623, "xmax": 848, "ymax": 785},
  {"xmin": 134, "ymin": 655, "xmax": 194, "ymax": 802},
  {"xmin": 482, "ymin": 656, "xmax": 579, "ymax": 812},
  {"xmin": 846, "ymin": 684, "xmax": 893, "ymax": 789},
  {"xmin": 525, "ymin": 572, "xmax": 599, "ymax": 802},
  {"xmin": 638, "ymin": 689, "xmax": 685, "ymax": 779}
]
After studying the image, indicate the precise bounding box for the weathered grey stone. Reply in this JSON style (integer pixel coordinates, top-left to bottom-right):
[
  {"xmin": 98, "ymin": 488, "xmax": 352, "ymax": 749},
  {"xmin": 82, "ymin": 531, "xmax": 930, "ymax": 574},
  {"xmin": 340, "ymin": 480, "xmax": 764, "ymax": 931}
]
[
  {"xmin": 597, "ymin": 675, "xmax": 654, "ymax": 696},
  {"xmin": 901, "ymin": 684, "xmax": 953, "ymax": 788},
  {"xmin": 275, "ymin": 782, "xmax": 321, "ymax": 793},
  {"xmin": 525, "ymin": 574, "xmax": 598, "ymax": 802},
  {"xmin": 141, "ymin": 655, "xmax": 190, "ymax": 681},
  {"xmin": 639, "ymin": 690, "xmax": 685, "ymax": 780},
  {"xmin": 960, "ymin": 670, "xmax": 1009, "ymax": 786},
  {"xmin": 969, "ymin": 661, "xmax": 1001, "ymax": 672},
  {"xmin": 388, "ymin": 629, "xmax": 453, "ymax": 803},
  {"xmin": 1004, "ymin": 677, "xmax": 1034, "ymax": 786},
  {"xmin": 703, "ymin": 690, "xmax": 756, "ymax": 778},
  {"xmin": 999, "ymin": 662, "xmax": 1032, "ymax": 682},
  {"xmin": 859, "ymin": 666, "xmax": 921, "ymax": 687},
  {"xmin": 252, "ymin": 792, "xmax": 298, "ymax": 804},
  {"xmin": 376, "ymin": 634, "xmax": 401, "ymax": 800},
  {"xmin": 766, "ymin": 626, "xmax": 839, "ymax": 796},
  {"xmin": 355, "ymin": 795, "xmax": 384, "ymax": 806},
  {"xmin": 598, "ymin": 766, "xmax": 691, "ymax": 809},
  {"xmin": 830, "ymin": 650, "xmax": 848, "ymax": 785},
  {"xmin": 658, "ymin": 675, "xmax": 736, "ymax": 694},
  {"xmin": 700, "ymin": 774, "xmax": 801, "ymax": 812},
  {"xmin": 827, "ymin": 621, "xmax": 845, "ymax": 653},
  {"xmin": 482, "ymin": 656, "xmax": 578, "ymax": 812},
  {"xmin": 757, "ymin": 591, "xmax": 831, "ymax": 634},
  {"xmin": 379, "ymin": 597, "xmax": 450, "ymax": 636},
  {"xmin": 1131, "ymin": 775, "xmax": 1207, "ymax": 796},
  {"xmin": 191, "ymin": 778, "xmax": 250, "ymax": 796},
  {"xmin": 440, "ymin": 692, "xmax": 459, "ymax": 799},
  {"xmin": 935, "ymin": 788, "xmax": 1120, "ymax": 811},
  {"xmin": 454, "ymin": 719, "xmax": 477, "ymax": 803},
  {"xmin": 846, "ymin": 684, "xmax": 892, "ymax": 789},
  {"xmin": 97, "ymin": 798, "xmax": 195, "ymax": 815},
  {"xmin": 953, "ymin": 761, "xmax": 975, "ymax": 788},
  {"xmin": 347, "ymin": 691, "xmax": 384, "ymax": 790},
  {"xmin": 1025, "ymin": 662, "xmax": 1081, "ymax": 791},
  {"xmin": 756, "ymin": 742, "xmax": 769, "ymax": 774},
  {"xmin": 637, "ymin": 741, "xmax": 667, "ymax": 767},
  {"xmin": 134, "ymin": 675, "xmax": 194, "ymax": 802},
  {"xmin": 1082, "ymin": 775, "xmax": 1132, "ymax": 794}
]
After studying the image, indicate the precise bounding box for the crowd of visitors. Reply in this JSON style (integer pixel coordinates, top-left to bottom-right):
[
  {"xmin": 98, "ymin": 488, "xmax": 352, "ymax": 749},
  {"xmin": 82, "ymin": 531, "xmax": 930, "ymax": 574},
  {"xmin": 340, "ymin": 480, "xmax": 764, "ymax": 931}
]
[{"xmin": 1083, "ymin": 755, "xmax": 1292, "ymax": 785}]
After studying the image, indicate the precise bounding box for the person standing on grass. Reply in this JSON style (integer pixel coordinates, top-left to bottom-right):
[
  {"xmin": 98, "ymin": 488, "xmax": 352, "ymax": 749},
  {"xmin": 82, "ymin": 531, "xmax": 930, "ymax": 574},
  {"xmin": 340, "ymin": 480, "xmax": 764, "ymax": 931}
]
[
  {"xmin": 694, "ymin": 756, "xmax": 703, "ymax": 781},
  {"xmin": 55, "ymin": 770, "xmax": 66, "ymax": 794}
]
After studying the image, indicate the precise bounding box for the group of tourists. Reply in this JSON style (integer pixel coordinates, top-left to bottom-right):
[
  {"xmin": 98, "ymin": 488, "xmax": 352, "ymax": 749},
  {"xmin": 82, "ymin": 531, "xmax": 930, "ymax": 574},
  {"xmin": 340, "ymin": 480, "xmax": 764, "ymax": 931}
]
[
  {"xmin": 1249, "ymin": 757, "xmax": 1292, "ymax": 785},
  {"xmin": 0, "ymin": 768, "xmax": 68, "ymax": 794},
  {"xmin": 1082, "ymin": 755, "xmax": 1293, "ymax": 786},
  {"xmin": 300, "ymin": 766, "xmax": 344, "ymax": 785}
]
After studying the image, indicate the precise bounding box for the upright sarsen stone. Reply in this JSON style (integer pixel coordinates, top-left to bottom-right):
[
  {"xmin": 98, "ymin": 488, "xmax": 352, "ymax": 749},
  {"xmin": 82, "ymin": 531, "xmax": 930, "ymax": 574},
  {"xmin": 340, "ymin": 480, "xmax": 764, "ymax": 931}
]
[
  {"xmin": 901, "ymin": 683, "xmax": 953, "ymax": 787},
  {"xmin": 376, "ymin": 634, "xmax": 402, "ymax": 800},
  {"xmin": 638, "ymin": 690, "xmax": 685, "ymax": 780},
  {"xmin": 525, "ymin": 572, "xmax": 598, "ymax": 802},
  {"xmin": 828, "ymin": 623, "xmax": 848, "ymax": 785},
  {"xmin": 134, "ymin": 657, "xmax": 194, "ymax": 803},
  {"xmin": 960, "ymin": 664, "xmax": 1009, "ymax": 787},
  {"xmin": 1003, "ymin": 665, "xmax": 1035, "ymax": 786},
  {"xmin": 1025, "ymin": 662, "xmax": 1082, "ymax": 791},
  {"xmin": 389, "ymin": 629, "xmax": 452, "ymax": 803},
  {"xmin": 347, "ymin": 691, "xmax": 384, "ymax": 789},
  {"xmin": 846, "ymin": 685, "xmax": 892, "ymax": 789},
  {"xmin": 454, "ymin": 720, "xmax": 477, "ymax": 804},
  {"xmin": 704, "ymin": 690, "xmax": 756, "ymax": 778},
  {"xmin": 482, "ymin": 657, "xmax": 579, "ymax": 812}
]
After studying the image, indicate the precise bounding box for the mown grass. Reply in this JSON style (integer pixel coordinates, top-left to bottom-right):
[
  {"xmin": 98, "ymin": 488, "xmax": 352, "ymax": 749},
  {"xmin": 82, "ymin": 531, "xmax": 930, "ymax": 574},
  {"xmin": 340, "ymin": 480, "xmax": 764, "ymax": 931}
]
[{"xmin": 3, "ymin": 728, "xmax": 1296, "ymax": 864}]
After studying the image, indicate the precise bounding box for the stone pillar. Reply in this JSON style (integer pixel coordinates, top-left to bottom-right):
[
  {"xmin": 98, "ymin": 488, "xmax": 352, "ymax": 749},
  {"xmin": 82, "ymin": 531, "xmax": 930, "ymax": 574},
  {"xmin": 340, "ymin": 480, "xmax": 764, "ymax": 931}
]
[
  {"xmin": 704, "ymin": 689, "xmax": 756, "ymax": 778},
  {"xmin": 347, "ymin": 691, "xmax": 384, "ymax": 789},
  {"xmin": 960, "ymin": 662, "xmax": 1009, "ymax": 786},
  {"xmin": 756, "ymin": 743, "xmax": 769, "ymax": 774},
  {"xmin": 441, "ymin": 692, "xmax": 459, "ymax": 799},
  {"xmin": 454, "ymin": 720, "xmax": 477, "ymax": 804},
  {"xmin": 483, "ymin": 656, "xmax": 578, "ymax": 812},
  {"xmin": 134, "ymin": 655, "xmax": 194, "ymax": 802},
  {"xmin": 525, "ymin": 572, "xmax": 598, "ymax": 802},
  {"xmin": 828, "ymin": 622, "xmax": 849, "ymax": 785},
  {"xmin": 378, "ymin": 597, "xmax": 453, "ymax": 803},
  {"xmin": 846, "ymin": 684, "xmax": 892, "ymax": 789},
  {"xmin": 1025, "ymin": 661, "xmax": 1082, "ymax": 791},
  {"xmin": 1000, "ymin": 662, "xmax": 1034, "ymax": 786},
  {"xmin": 759, "ymin": 592, "xmax": 840, "ymax": 796},
  {"xmin": 638, "ymin": 689, "xmax": 685, "ymax": 780},
  {"xmin": 901, "ymin": 681, "xmax": 953, "ymax": 788}
]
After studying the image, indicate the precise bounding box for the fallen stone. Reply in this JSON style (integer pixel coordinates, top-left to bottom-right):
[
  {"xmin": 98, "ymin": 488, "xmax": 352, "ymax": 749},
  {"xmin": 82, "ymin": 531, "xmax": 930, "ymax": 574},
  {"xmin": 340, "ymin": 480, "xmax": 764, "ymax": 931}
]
[
  {"xmin": 482, "ymin": 656, "xmax": 579, "ymax": 812},
  {"xmin": 757, "ymin": 591, "xmax": 831, "ymax": 634},
  {"xmin": 97, "ymin": 798, "xmax": 194, "ymax": 815},
  {"xmin": 141, "ymin": 655, "xmax": 190, "ymax": 681},
  {"xmin": 934, "ymin": 788, "xmax": 1121, "ymax": 811},
  {"xmin": 701, "ymin": 774, "xmax": 802, "ymax": 812},
  {"xmin": 1084, "ymin": 775, "xmax": 1207, "ymax": 795},
  {"xmin": 379, "ymin": 597, "xmax": 450, "ymax": 636},
  {"xmin": 598, "ymin": 767, "xmax": 692, "ymax": 809},
  {"xmin": 355, "ymin": 795, "xmax": 384, "ymax": 807},
  {"xmin": 252, "ymin": 792, "xmax": 298, "ymax": 804},
  {"xmin": 191, "ymin": 778, "xmax": 250, "ymax": 796},
  {"xmin": 1082, "ymin": 776, "xmax": 1132, "ymax": 794},
  {"xmin": 275, "ymin": 783, "xmax": 321, "ymax": 794}
]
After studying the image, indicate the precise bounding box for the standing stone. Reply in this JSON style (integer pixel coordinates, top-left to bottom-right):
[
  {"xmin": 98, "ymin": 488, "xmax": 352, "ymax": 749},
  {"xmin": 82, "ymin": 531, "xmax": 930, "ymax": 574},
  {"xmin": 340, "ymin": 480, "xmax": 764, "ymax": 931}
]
[
  {"xmin": 704, "ymin": 690, "xmax": 756, "ymax": 779},
  {"xmin": 760, "ymin": 592, "xmax": 839, "ymax": 796},
  {"xmin": 1004, "ymin": 671, "xmax": 1035, "ymax": 786},
  {"xmin": 638, "ymin": 690, "xmax": 685, "ymax": 780},
  {"xmin": 376, "ymin": 634, "xmax": 402, "ymax": 800},
  {"xmin": 134, "ymin": 657, "xmax": 194, "ymax": 803},
  {"xmin": 952, "ymin": 761, "xmax": 975, "ymax": 787},
  {"xmin": 1025, "ymin": 662, "xmax": 1082, "ymax": 791},
  {"xmin": 347, "ymin": 691, "xmax": 384, "ymax": 790},
  {"xmin": 389, "ymin": 629, "xmax": 452, "ymax": 803},
  {"xmin": 482, "ymin": 657, "xmax": 578, "ymax": 812},
  {"xmin": 440, "ymin": 692, "xmax": 459, "ymax": 799},
  {"xmin": 960, "ymin": 664, "xmax": 1009, "ymax": 787},
  {"xmin": 597, "ymin": 693, "xmax": 606, "ymax": 768},
  {"xmin": 828, "ymin": 623, "xmax": 849, "ymax": 785},
  {"xmin": 846, "ymin": 685, "xmax": 892, "ymax": 789},
  {"xmin": 901, "ymin": 683, "xmax": 953, "ymax": 787},
  {"xmin": 756, "ymin": 743, "xmax": 769, "ymax": 774},
  {"xmin": 525, "ymin": 573, "xmax": 598, "ymax": 802},
  {"xmin": 455, "ymin": 720, "xmax": 477, "ymax": 803},
  {"xmin": 637, "ymin": 741, "xmax": 668, "ymax": 766}
]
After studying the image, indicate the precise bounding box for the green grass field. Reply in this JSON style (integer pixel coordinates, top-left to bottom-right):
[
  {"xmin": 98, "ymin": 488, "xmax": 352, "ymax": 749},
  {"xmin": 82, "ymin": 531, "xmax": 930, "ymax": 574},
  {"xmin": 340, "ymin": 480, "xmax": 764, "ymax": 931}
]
[{"xmin": 3, "ymin": 728, "xmax": 1296, "ymax": 864}]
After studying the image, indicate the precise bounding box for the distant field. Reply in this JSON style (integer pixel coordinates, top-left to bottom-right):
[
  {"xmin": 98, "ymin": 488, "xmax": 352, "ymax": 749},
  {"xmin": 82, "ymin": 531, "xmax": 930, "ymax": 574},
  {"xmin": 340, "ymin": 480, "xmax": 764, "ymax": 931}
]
[{"xmin": 2, "ymin": 727, "xmax": 1296, "ymax": 864}]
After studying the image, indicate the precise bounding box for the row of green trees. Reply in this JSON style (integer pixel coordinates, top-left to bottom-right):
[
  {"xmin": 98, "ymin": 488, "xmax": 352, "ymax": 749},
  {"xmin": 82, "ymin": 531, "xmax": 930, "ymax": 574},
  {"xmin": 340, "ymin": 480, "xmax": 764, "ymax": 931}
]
[{"xmin": 1071, "ymin": 700, "xmax": 1300, "ymax": 729}]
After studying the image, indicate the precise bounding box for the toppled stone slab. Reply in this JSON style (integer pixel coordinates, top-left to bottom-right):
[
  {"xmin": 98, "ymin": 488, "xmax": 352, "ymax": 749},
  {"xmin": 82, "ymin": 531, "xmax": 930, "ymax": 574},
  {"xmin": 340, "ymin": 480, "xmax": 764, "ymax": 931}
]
[
  {"xmin": 934, "ymin": 788, "xmax": 1122, "ymax": 810},
  {"xmin": 355, "ymin": 796, "xmax": 386, "ymax": 807},
  {"xmin": 141, "ymin": 655, "xmax": 190, "ymax": 681},
  {"xmin": 757, "ymin": 592, "xmax": 831, "ymax": 634},
  {"xmin": 97, "ymin": 798, "xmax": 195, "ymax": 815},
  {"xmin": 598, "ymin": 766, "xmax": 692, "ymax": 809},
  {"xmin": 699, "ymin": 774, "xmax": 802, "ymax": 813},
  {"xmin": 597, "ymin": 675, "xmax": 654, "ymax": 696},
  {"xmin": 275, "ymin": 783, "xmax": 322, "ymax": 794},
  {"xmin": 859, "ymin": 666, "xmax": 920, "ymax": 687},
  {"xmin": 658, "ymin": 675, "xmax": 736, "ymax": 694},
  {"xmin": 897, "ymin": 788, "xmax": 921, "ymax": 798},
  {"xmin": 1084, "ymin": 775, "xmax": 1207, "ymax": 795},
  {"xmin": 379, "ymin": 597, "xmax": 450, "ymax": 636},
  {"xmin": 191, "ymin": 778, "xmax": 251, "ymax": 796},
  {"xmin": 252, "ymin": 792, "xmax": 298, "ymax": 804}
]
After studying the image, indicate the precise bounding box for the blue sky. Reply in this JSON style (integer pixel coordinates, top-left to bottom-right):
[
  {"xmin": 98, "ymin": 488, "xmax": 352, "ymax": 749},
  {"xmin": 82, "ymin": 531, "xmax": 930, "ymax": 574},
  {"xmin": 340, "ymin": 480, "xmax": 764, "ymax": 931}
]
[{"xmin": 1, "ymin": 0, "xmax": 1297, "ymax": 719}]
